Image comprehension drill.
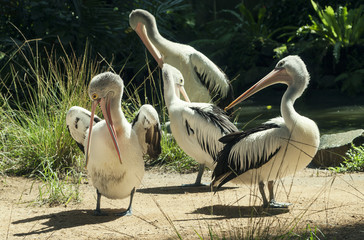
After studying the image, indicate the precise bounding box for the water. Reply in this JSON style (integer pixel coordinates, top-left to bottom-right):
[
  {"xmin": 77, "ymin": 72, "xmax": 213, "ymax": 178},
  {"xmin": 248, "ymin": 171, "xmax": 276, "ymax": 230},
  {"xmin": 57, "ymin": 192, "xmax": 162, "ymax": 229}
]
[{"xmin": 233, "ymin": 89, "xmax": 364, "ymax": 135}]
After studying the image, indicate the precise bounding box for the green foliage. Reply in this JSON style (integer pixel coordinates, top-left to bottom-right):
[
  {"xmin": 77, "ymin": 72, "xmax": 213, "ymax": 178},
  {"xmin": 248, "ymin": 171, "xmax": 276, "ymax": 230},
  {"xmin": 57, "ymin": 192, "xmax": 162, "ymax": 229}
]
[
  {"xmin": 0, "ymin": 0, "xmax": 191, "ymax": 96},
  {"xmin": 297, "ymin": 0, "xmax": 364, "ymax": 63},
  {"xmin": 329, "ymin": 144, "xmax": 364, "ymax": 173}
]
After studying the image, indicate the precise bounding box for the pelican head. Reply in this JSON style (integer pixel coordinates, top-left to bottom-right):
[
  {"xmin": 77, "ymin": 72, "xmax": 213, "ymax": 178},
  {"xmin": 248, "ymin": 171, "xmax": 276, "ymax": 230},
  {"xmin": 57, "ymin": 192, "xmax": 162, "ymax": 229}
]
[
  {"xmin": 225, "ymin": 55, "xmax": 309, "ymax": 111},
  {"xmin": 162, "ymin": 64, "xmax": 190, "ymax": 102},
  {"xmin": 129, "ymin": 9, "xmax": 163, "ymax": 67},
  {"xmin": 85, "ymin": 72, "xmax": 123, "ymax": 167}
]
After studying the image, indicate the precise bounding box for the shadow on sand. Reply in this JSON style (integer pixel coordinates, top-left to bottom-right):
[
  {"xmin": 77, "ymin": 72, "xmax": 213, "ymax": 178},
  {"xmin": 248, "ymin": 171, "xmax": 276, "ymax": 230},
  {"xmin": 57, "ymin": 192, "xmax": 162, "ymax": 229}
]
[
  {"xmin": 185, "ymin": 204, "xmax": 289, "ymax": 220},
  {"xmin": 12, "ymin": 208, "xmax": 132, "ymax": 237},
  {"xmin": 137, "ymin": 185, "xmax": 237, "ymax": 195}
]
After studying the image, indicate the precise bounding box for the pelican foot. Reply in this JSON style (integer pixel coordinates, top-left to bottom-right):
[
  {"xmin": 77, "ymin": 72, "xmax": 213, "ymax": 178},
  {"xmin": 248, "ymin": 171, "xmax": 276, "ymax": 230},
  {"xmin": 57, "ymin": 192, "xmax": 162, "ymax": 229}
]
[
  {"xmin": 115, "ymin": 209, "xmax": 132, "ymax": 217},
  {"xmin": 93, "ymin": 210, "xmax": 108, "ymax": 216},
  {"xmin": 267, "ymin": 200, "xmax": 292, "ymax": 208}
]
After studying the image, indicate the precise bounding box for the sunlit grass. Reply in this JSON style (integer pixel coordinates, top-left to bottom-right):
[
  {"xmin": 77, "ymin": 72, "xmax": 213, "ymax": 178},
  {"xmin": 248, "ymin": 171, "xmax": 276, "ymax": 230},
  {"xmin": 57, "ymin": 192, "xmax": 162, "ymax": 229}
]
[{"xmin": 0, "ymin": 40, "xmax": 94, "ymax": 176}]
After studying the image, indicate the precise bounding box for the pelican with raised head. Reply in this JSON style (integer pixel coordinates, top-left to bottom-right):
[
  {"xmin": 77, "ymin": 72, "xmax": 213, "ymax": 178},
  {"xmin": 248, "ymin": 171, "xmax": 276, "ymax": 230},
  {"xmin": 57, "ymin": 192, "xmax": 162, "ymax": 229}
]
[
  {"xmin": 129, "ymin": 9, "xmax": 233, "ymax": 107},
  {"xmin": 212, "ymin": 55, "xmax": 320, "ymax": 208},
  {"xmin": 162, "ymin": 64, "xmax": 238, "ymax": 186},
  {"xmin": 66, "ymin": 72, "xmax": 161, "ymax": 215}
]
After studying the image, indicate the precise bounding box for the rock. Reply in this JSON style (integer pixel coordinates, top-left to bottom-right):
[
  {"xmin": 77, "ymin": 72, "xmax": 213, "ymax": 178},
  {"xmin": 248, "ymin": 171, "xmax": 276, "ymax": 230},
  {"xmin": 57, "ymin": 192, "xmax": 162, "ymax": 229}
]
[{"xmin": 312, "ymin": 129, "xmax": 364, "ymax": 167}]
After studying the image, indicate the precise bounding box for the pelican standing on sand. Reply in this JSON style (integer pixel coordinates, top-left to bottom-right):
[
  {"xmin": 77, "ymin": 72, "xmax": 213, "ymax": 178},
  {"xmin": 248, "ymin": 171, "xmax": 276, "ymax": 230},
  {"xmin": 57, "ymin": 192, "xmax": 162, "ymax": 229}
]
[
  {"xmin": 66, "ymin": 72, "xmax": 161, "ymax": 215},
  {"xmin": 129, "ymin": 9, "xmax": 233, "ymax": 107},
  {"xmin": 212, "ymin": 55, "xmax": 320, "ymax": 208},
  {"xmin": 162, "ymin": 64, "xmax": 238, "ymax": 186}
]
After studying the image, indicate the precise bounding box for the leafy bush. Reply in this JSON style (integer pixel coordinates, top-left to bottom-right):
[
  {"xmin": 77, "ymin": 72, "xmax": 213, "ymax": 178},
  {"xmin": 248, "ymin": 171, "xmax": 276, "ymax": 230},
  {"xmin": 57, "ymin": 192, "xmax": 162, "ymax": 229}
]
[
  {"xmin": 329, "ymin": 144, "xmax": 364, "ymax": 173},
  {"xmin": 297, "ymin": 0, "xmax": 364, "ymax": 63},
  {"xmin": 282, "ymin": 0, "xmax": 364, "ymax": 95}
]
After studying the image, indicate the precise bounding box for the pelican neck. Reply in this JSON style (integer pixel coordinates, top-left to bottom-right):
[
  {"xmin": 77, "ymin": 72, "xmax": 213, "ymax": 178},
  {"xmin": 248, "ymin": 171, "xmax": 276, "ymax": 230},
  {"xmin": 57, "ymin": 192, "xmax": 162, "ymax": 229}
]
[
  {"xmin": 163, "ymin": 80, "xmax": 181, "ymax": 109},
  {"xmin": 109, "ymin": 95, "xmax": 128, "ymax": 132},
  {"xmin": 280, "ymin": 84, "xmax": 302, "ymax": 131},
  {"xmin": 143, "ymin": 14, "xmax": 173, "ymax": 52}
]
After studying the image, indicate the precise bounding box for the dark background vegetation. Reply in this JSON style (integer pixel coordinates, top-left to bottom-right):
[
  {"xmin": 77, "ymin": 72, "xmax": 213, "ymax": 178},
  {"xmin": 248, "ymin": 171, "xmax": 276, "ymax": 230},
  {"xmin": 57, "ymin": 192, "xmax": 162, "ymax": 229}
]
[{"xmin": 1, "ymin": 0, "xmax": 363, "ymax": 100}]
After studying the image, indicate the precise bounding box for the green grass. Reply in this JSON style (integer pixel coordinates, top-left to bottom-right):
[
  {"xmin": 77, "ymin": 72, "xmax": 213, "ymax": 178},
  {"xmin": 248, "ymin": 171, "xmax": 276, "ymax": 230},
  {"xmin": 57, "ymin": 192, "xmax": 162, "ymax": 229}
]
[
  {"xmin": 0, "ymin": 41, "xmax": 93, "ymax": 175},
  {"xmin": 329, "ymin": 144, "xmax": 364, "ymax": 173}
]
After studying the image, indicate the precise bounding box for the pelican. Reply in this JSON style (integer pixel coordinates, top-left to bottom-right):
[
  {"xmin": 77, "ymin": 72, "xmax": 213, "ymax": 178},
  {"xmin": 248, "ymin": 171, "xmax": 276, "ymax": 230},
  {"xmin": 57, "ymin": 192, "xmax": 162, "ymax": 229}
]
[
  {"xmin": 161, "ymin": 64, "xmax": 238, "ymax": 186},
  {"xmin": 129, "ymin": 9, "xmax": 233, "ymax": 107},
  {"xmin": 212, "ymin": 55, "xmax": 320, "ymax": 208},
  {"xmin": 66, "ymin": 72, "xmax": 161, "ymax": 215}
]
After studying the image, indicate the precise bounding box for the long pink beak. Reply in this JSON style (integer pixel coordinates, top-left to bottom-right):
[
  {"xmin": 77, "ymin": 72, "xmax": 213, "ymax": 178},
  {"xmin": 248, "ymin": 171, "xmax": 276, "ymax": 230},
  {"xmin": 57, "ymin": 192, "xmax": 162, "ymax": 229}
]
[
  {"xmin": 224, "ymin": 68, "xmax": 289, "ymax": 111},
  {"xmin": 135, "ymin": 23, "xmax": 163, "ymax": 68},
  {"xmin": 177, "ymin": 85, "xmax": 191, "ymax": 103},
  {"xmin": 85, "ymin": 98, "xmax": 122, "ymax": 168}
]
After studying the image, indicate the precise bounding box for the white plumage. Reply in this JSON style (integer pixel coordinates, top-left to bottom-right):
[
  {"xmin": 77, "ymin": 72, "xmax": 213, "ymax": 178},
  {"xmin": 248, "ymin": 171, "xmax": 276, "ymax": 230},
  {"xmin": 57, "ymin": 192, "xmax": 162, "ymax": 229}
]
[
  {"xmin": 66, "ymin": 72, "xmax": 161, "ymax": 215},
  {"xmin": 162, "ymin": 64, "xmax": 238, "ymax": 185},
  {"xmin": 212, "ymin": 55, "xmax": 320, "ymax": 208},
  {"xmin": 129, "ymin": 9, "xmax": 233, "ymax": 107}
]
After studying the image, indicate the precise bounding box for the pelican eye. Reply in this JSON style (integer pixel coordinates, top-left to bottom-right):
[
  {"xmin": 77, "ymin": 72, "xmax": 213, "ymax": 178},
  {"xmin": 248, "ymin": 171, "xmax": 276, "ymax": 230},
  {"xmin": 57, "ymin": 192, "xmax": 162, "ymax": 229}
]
[
  {"xmin": 91, "ymin": 93, "xmax": 99, "ymax": 100},
  {"xmin": 276, "ymin": 61, "xmax": 285, "ymax": 68},
  {"xmin": 179, "ymin": 79, "xmax": 183, "ymax": 84}
]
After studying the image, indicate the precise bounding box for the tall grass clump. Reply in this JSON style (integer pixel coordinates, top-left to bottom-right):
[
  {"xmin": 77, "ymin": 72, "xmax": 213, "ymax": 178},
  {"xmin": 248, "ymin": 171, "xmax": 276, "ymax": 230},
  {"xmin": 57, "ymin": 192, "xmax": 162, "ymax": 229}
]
[
  {"xmin": 0, "ymin": 39, "xmax": 98, "ymax": 175},
  {"xmin": 0, "ymin": 37, "xmax": 103, "ymax": 204}
]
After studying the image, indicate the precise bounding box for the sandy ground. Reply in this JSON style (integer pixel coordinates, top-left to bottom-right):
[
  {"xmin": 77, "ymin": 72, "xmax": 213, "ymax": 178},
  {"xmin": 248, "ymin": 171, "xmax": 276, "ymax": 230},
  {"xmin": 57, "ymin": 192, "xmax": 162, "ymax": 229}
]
[{"xmin": 1, "ymin": 168, "xmax": 364, "ymax": 240}]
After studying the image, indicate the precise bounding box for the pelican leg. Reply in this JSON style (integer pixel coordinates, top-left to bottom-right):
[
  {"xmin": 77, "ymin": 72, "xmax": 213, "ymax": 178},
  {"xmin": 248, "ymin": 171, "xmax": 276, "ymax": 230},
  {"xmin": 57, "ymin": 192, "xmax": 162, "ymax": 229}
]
[
  {"xmin": 195, "ymin": 163, "xmax": 205, "ymax": 185},
  {"xmin": 182, "ymin": 164, "xmax": 208, "ymax": 187},
  {"xmin": 259, "ymin": 181, "xmax": 269, "ymax": 208},
  {"xmin": 267, "ymin": 180, "xmax": 292, "ymax": 208},
  {"xmin": 115, "ymin": 187, "xmax": 135, "ymax": 216},
  {"xmin": 94, "ymin": 189, "xmax": 108, "ymax": 216}
]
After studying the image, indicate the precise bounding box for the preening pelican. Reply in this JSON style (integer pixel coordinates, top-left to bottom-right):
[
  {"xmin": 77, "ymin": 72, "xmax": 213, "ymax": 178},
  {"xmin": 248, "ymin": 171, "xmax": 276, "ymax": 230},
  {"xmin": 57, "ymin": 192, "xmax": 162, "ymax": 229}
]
[
  {"xmin": 162, "ymin": 64, "xmax": 238, "ymax": 186},
  {"xmin": 66, "ymin": 72, "xmax": 161, "ymax": 215},
  {"xmin": 129, "ymin": 9, "xmax": 233, "ymax": 107},
  {"xmin": 212, "ymin": 55, "xmax": 320, "ymax": 208}
]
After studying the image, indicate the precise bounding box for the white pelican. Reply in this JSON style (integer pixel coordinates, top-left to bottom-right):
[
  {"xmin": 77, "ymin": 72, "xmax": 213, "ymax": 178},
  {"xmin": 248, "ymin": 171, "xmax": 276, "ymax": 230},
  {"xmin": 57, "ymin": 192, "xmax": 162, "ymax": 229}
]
[
  {"xmin": 66, "ymin": 72, "xmax": 161, "ymax": 215},
  {"xmin": 161, "ymin": 64, "xmax": 238, "ymax": 186},
  {"xmin": 212, "ymin": 55, "xmax": 320, "ymax": 208},
  {"xmin": 129, "ymin": 9, "xmax": 233, "ymax": 108}
]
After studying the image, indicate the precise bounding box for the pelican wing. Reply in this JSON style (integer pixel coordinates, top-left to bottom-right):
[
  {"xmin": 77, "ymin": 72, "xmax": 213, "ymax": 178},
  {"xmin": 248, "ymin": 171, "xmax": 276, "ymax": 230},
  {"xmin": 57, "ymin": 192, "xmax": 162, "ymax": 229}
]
[
  {"xmin": 212, "ymin": 123, "xmax": 283, "ymax": 188},
  {"xmin": 66, "ymin": 106, "xmax": 102, "ymax": 153},
  {"xmin": 190, "ymin": 52, "xmax": 233, "ymax": 104},
  {"xmin": 132, "ymin": 104, "xmax": 162, "ymax": 159},
  {"xmin": 182, "ymin": 104, "xmax": 238, "ymax": 160}
]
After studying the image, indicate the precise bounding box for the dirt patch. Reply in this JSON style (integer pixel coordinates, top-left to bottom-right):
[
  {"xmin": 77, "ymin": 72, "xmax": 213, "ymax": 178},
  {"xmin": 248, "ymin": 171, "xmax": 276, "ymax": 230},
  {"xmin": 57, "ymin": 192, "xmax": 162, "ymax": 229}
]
[{"xmin": 1, "ymin": 169, "xmax": 363, "ymax": 239}]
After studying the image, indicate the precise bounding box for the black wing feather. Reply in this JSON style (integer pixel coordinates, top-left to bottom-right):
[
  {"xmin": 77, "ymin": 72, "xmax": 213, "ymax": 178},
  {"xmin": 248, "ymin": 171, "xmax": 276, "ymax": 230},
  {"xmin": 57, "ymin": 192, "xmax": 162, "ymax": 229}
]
[
  {"xmin": 212, "ymin": 123, "xmax": 281, "ymax": 189},
  {"xmin": 190, "ymin": 105, "xmax": 237, "ymax": 134}
]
